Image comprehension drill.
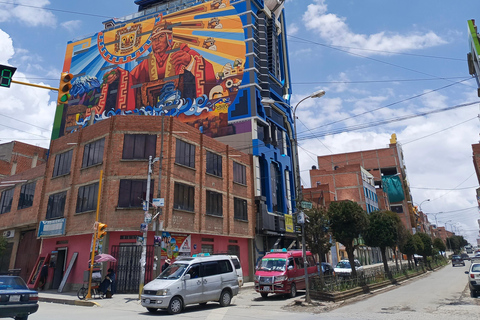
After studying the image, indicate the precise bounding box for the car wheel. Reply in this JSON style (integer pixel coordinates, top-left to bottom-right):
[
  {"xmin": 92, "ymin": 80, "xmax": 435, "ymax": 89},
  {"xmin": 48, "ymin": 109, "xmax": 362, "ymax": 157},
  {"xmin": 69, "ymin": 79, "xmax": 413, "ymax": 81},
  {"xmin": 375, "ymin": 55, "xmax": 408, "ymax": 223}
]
[
  {"xmin": 288, "ymin": 282, "xmax": 297, "ymax": 298},
  {"xmin": 471, "ymin": 290, "xmax": 477, "ymax": 298},
  {"xmin": 260, "ymin": 292, "xmax": 268, "ymax": 299},
  {"xmin": 167, "ymin": 296, "xmax": 183, "ymax": 315},
  {"xmin": 14, "ymin": 316, "xmax": 28, "ymax": 320},
  {"xmin": 147, "ymin": 307, "xmax": 158, "ymax": 313},
  {"xmin": 219, "ymin": 289, "xmax": 232, "ymax": 307}
]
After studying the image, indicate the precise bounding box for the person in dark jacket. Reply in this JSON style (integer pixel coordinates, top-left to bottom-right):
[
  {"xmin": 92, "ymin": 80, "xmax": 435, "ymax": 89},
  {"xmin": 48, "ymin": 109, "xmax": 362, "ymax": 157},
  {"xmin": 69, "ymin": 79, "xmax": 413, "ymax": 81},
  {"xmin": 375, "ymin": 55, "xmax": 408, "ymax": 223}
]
[
  {"xmin": 99, "ymin": 268, "xmax": 116, "ymax": 297},
  {"xmin": 161, "ymin": 259, "xmax": 171, "ymax": 272}
]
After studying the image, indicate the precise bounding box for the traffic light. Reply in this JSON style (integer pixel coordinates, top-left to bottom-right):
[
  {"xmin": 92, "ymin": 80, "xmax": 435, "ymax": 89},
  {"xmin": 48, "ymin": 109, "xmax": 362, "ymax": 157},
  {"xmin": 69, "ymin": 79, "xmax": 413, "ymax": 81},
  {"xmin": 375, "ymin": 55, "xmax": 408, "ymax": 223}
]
[
  {"xmin": 97, "ymin": 222, "xmax": 107, "ymax": 239},
  {"xmin": 57, "ymin": 72, "xmax": 73, "ymax": 104},
  {"xmin": 0, "ymin": 64, "xmax": 17, "ymax": 88}
]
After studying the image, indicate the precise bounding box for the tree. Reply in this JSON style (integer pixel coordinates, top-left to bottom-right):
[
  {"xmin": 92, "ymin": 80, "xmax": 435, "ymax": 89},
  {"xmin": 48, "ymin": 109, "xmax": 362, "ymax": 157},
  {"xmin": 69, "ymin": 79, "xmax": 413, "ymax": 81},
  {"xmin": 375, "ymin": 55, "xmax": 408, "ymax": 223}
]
[
  {"xmin": 414, "ymin": 232, "xmax": 433, "ymax": 269},
  {"xmin": 399, "ymin": 232, "xmax": 417, "ymax": 269},
  {"xmin": 363, "ymin": 210, "xmax": 398, "ymax": 279},
  {"xmin": 304, "ymin": 207, "xmax": 331, "ymax": 286},
  {"xmin": 0, "ymin": 236, "xmax": 6, "ymax": 257},
  {"xmin": 433, "ymin": 238, "xmax": 446, "ymax": 256},
  {"xmin": 328, "ymin": 200, "xmax": 368, "ymax": 278}
]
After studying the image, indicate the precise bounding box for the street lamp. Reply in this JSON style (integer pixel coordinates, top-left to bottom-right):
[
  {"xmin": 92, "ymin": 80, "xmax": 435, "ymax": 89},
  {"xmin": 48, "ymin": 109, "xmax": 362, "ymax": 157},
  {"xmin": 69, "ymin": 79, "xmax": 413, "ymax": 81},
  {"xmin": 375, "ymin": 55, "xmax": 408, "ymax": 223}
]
[
  {"xmin": 417, "ymin": 199, "xmax": 430, "ymax": 212},
  {"xmin": 262, "ymin": 90, "xmax": 325, "ymax": 304}
]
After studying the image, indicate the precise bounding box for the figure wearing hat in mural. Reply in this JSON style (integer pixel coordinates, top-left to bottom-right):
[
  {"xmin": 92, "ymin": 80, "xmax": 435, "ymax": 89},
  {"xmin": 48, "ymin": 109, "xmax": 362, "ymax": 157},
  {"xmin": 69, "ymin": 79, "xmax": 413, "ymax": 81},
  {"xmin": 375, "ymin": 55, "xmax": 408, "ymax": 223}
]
[{"xmin": 129, "ymin": 21, "xmax": 216, "ymax": 107}]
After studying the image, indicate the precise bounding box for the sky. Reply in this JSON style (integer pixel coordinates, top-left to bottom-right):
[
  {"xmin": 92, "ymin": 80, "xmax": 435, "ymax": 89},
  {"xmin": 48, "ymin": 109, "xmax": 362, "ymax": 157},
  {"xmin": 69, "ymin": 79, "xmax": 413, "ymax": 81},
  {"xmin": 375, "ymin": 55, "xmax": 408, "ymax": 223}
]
[{"xmin": 0, "ymin": 0, "xmax": 479, "ymax": 244}]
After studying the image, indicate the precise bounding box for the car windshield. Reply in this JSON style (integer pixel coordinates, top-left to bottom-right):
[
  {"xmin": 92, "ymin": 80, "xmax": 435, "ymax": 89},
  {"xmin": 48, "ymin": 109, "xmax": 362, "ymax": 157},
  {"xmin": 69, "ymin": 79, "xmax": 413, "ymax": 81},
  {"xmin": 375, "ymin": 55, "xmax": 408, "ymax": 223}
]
[
  {"xmin": 0, "ymin": 276, "xmax": 28, "ymax": 290},
  {"xmin": 336, "ymin": 261, "xmax": 351, "ymax": 269},
  {"xmin": 257, "ymin": 258, "xmax": 286, "ymax": 271},
  {"xmin": 156, "ymin": 263, "xmax": 188, "ymax": 280},
  {"xmin": 452, "ymin": 255, "xmax": 461, "ymax": 259}
]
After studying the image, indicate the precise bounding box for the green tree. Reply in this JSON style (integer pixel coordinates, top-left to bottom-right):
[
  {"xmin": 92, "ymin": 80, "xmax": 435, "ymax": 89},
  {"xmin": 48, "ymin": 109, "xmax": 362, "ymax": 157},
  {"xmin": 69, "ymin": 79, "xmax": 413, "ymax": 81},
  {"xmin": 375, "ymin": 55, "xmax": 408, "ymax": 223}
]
[
  {"xmin": 433, "ymin": 238, "xmax": 446, "ymax": 255},
  {"xmin": 399, "ymin": 232, "xmax": 417, "ymax": 269},
  {"xmin": 328, "ymin": 200, "xmax": 368, "ymax": 278},
  {"xmin": 304, "ymin": 207, "xmax": 331, "ymax": 263},
  {"xmin": 0, "ymin": 236, "xmax": 6, "ymax": 256},
  {"xmin": 363, "ymin": 210, "xmax": 398, "ymax": 279},
  {"xmin": 414, "ymin": 232, "xmax": 433, "ymax": 269}
]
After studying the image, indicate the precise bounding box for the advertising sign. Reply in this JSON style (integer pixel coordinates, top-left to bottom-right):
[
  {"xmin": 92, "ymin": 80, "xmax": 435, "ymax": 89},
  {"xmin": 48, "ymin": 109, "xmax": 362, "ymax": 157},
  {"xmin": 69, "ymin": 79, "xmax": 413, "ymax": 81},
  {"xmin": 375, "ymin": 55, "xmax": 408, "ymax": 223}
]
[
  {"xmin": 284, "ymin": 214, "xmax": 293, "ymax": 233},
  {"xmin": 37, "ymin": 218, "xmax": 66, "ymax": 237},
  {"xmin": 159, "ymin": 232, "xmax": 191, "ymax": 259}
]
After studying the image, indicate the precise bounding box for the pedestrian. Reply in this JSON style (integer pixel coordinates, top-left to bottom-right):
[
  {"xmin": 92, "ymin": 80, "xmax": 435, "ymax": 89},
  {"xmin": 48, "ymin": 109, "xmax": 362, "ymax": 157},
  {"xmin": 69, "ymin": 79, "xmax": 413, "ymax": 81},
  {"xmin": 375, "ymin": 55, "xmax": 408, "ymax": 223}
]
[
  {"xmin": 38, "ymin": 264, "xmax": 49, "ymax": 290},
  {"xmin": 99, "ymin": 268, "xmax": 116, "ymax": 298},
  {"xmin": 162, "ymin": 258, "xmax": 171, "ymax": 272}
]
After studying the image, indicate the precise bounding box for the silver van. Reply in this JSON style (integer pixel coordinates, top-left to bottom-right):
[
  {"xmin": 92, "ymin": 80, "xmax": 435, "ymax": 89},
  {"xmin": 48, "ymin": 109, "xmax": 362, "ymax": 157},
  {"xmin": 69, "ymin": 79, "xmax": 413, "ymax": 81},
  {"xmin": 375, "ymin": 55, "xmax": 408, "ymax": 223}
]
[{"xmin": 141, "ymin": 254, "xmax": 239, "ymax": 314}]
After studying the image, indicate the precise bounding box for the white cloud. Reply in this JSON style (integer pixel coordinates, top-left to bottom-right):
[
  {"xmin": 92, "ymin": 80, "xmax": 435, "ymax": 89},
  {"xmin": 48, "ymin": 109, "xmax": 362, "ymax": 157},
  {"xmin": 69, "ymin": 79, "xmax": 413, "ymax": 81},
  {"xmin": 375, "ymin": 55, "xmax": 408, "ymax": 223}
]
[
  {"xmin": 0, "ymin": 29, "xmax": 54, "ymax": 148},
  {"xmin": 0, "ymin": 0, "xmax": 56, "ymax": 27},
  {"xmin": 288, "ymin": 23, "xmax": 299, "ymax": 36},
  {"xmin": 61, "ymin": 20, "xmax": 82, "ymax": 32},
  {"xmin": 302, "ymin": 0, "xmax": 446, "ymax": 56}
]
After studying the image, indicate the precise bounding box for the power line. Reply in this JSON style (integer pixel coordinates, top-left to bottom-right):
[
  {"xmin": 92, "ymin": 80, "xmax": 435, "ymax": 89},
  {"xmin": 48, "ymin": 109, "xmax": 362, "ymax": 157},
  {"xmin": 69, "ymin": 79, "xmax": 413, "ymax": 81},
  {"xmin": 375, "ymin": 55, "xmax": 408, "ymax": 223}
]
[{"xmin": 0, "ymin": 1, "xmax": 112, "ymax": 18}]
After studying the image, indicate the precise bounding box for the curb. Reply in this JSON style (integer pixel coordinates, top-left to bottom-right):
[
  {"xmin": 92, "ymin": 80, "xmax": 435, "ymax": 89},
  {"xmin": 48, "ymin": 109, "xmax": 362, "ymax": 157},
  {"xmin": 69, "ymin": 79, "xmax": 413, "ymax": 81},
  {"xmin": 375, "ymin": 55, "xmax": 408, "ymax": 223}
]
[{"xmin": 39, "ymin": 297, "xmax": 98, "ymax": 307}]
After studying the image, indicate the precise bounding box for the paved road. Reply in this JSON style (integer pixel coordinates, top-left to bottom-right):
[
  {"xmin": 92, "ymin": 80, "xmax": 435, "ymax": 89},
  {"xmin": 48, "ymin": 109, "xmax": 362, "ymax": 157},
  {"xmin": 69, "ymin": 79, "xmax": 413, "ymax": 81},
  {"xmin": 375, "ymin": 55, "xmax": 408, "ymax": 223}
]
[{"xmin": 31, "ymin": 263, "xmax": 479, "ymax": 320}]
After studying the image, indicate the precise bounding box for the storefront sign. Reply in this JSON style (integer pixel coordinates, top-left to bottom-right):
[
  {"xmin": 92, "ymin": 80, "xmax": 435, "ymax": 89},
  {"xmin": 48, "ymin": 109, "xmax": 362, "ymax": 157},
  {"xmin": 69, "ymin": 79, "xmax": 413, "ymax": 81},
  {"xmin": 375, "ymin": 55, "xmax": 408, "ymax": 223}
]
[
  {"xmin": 285, "ymin": 214, "xmax": 294, "ymax": 233},
  {"xmin": 37, "ymin": 218, "xmax": 66, "ymax": 237},
  {"xmin": 160, "ymin": 232, "xmax": 191, "ymax": 259}
]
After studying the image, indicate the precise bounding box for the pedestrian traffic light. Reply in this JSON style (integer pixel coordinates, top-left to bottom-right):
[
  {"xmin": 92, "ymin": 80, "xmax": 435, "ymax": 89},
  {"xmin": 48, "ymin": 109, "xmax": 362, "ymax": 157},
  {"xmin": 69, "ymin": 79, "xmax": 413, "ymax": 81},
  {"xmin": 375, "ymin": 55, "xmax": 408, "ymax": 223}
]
[
  {"xmin": 0, "ymin": 64, "xmax": 17, "ymax": 88},
  {"xmin": 97, "ymin": 222, "xmax": 107, "ymax": 239},
  {"xmin": 57, "ymin": 72, "xmax": 73, "ymax": 104}
]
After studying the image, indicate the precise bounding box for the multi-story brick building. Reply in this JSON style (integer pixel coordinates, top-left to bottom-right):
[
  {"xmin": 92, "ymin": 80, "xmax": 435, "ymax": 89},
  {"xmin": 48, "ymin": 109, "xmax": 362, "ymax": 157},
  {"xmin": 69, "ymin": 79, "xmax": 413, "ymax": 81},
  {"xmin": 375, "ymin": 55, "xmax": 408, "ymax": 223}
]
[
  {"xmin": 32, "ymin": 115, "xmax": 254, "ymax": 292},
  {"xmin": 0, "ymin": 141, "xmax": 47, "ymax": 178},
  {"xmin": 310, "ymin": 135, "xmax": 415, "ymax": 233}
]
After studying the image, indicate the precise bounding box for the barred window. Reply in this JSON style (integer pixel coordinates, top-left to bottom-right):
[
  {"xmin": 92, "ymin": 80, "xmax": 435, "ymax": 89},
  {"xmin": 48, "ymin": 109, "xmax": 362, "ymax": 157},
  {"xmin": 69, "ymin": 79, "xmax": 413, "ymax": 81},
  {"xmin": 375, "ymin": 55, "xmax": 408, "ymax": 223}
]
[
  {"xmin": 175, "ymin": 139, "xmax": 195, "ymax": 168},
  {"xmin": 76, "ymin": 183, "xmax": 99, "ymax": 213},
  {"xmin": 206, "ymin": 190, "xmax": 222, "ymax": 216},
  {"xmin": 206, "ymin": 151, "xmax": 222, "ymax": 177},
  {"xmin": 18, "ymin": 182, "xmax": 36, "ymax": 210},
  {"xmin": 122, "ymin": 134, "xmax": 156, "ymax": 160},
  {"xmin": 82, "ymin": 138, "xmax": 105, "ymax": 168},
  {"xmin": 173, "ymin": 182, "xmax": 195, "ymax": 212},
  {"xmin": 234, "ymin": 197, "xmax": 247, "ymax": 221},
  {"xmin": 46, "ymin": 191, "xmax": 67, "ymax": 219},
  {"xmin": 118, "ymin": 179, "xmax": 153, "ymax": 208},
  {"xmin": 0, "ymin": 188, "xmax": 14, "ymax": 214},
  {"xmin": 233, "ymin": 162, "xmax": 246, "ymax": 185},
  {"xmin": 53, "ymin": 150, "xmax": 73, "ymax": 177}
]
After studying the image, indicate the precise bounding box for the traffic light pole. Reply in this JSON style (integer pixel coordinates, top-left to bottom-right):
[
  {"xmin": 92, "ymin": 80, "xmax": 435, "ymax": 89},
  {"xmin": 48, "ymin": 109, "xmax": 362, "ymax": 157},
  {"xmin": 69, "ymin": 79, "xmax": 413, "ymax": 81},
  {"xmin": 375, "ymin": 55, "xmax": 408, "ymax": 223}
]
[
  {"xmin": 11, "ymin": 80, "xmax": 59, "ymax": 91},
  {"xmin": 87, "ymin": 170, "xmax": 103, "ymax": 299}
]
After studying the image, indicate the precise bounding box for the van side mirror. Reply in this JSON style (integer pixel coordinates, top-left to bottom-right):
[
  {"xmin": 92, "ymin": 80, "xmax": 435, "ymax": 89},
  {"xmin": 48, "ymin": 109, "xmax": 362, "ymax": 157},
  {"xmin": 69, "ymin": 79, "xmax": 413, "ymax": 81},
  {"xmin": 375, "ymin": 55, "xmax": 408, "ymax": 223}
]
[
  {"xmin": 288, "ymin": 265, "xmax": 294, "ymax": 270},
  {"xmin": 183, "ymin": 274, "xmax": 191, "ymax": 280}
]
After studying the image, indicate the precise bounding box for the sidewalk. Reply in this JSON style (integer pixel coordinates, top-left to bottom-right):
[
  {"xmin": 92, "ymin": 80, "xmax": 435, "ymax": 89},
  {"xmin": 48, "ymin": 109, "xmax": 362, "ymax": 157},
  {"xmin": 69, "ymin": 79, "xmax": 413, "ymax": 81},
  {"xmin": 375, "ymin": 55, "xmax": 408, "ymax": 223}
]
[{"xmin": 38, "ymin": 282, "xmax": 255, "ymax": 307}]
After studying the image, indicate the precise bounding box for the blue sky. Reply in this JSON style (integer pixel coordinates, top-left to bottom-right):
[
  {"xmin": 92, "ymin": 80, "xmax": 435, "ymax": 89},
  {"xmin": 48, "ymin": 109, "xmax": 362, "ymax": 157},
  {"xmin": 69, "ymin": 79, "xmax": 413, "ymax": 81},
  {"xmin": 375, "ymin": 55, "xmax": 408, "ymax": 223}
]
[{"xmin": 0, "ymin": 0, "xmax": 479, "ymax": 244}]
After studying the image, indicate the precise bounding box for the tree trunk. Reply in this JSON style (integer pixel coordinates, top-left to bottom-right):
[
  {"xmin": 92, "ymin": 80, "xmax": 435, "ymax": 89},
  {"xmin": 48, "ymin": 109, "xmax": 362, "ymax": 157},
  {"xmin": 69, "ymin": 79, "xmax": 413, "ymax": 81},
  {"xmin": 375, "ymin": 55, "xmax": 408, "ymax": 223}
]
[
  {"xmin": 317, "ymin": 245, "xmax": 325, "ymax": 289},
  {"xmin": 345, "ymin": 245, "xmax": 357, "ymax": 278},
  {"xmin": 380, "ymin": 247, "xmax": 392, "ymax": 280}
]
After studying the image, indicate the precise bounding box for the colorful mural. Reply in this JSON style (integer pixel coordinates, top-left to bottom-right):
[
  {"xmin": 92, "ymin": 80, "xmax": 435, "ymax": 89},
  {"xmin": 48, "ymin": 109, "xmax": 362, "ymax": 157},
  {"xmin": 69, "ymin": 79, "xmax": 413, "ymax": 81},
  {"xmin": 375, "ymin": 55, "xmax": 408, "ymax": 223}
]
[{"xmin": 56, "ymin": 0, "xmax": 245, "ymax": 139}]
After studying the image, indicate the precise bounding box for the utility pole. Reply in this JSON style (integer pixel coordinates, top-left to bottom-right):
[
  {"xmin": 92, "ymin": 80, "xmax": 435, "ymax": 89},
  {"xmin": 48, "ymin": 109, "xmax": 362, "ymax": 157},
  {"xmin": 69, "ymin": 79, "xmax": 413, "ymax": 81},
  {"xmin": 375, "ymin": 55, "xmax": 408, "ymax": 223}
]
[
  {"xmin": 153, "ymin": 114, "xmax": 165, "ymax": 278},
  {"xmin": 139, "ymin": 156, "xmax": 154, "ymax": 298},
  {"xmin": 298, "ymin": 211, "xmax": 311, "ymax": 303}
]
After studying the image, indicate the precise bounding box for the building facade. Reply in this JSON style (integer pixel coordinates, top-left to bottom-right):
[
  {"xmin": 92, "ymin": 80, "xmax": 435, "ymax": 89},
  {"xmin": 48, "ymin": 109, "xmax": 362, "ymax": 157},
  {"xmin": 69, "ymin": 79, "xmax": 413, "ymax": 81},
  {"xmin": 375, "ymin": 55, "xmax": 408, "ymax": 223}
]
[{"xmin": 51, "ymin": 0, "xmax": 297, "ymax": 264}]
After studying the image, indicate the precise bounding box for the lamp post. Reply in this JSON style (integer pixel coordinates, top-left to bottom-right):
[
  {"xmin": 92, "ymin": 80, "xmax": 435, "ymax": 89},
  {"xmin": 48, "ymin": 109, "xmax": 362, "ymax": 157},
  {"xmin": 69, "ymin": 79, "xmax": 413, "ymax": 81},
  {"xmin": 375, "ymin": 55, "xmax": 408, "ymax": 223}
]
[{"xmin": 418, "ymin": 199, "xmax": 430, "ymax": 212}]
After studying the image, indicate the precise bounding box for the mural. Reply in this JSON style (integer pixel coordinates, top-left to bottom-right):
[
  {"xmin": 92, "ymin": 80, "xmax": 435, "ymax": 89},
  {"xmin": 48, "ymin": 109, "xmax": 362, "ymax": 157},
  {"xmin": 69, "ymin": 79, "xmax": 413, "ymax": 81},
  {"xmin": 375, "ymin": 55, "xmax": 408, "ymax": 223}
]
[{"xmin": 57, "ymin": 0, "xmax": 245, "ymax": 138}]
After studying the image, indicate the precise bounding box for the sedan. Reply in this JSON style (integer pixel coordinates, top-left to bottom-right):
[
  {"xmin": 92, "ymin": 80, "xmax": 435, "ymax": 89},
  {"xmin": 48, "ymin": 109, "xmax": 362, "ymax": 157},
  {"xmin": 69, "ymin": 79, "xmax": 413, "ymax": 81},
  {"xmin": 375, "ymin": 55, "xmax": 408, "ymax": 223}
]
[
  {"xmin": 461, "ymin": 253, "xmax": 471, "ymax": 261},
  {"xmin": 334, "ymin": 259, "xmax": 364, "ymax": 278},
  {"xmin": 452, "ymin": 255, "xmax": 465, "ymax": 267},
  {"xmin": 465, "ymin": 262, "xmax": 480, "ymax": 297},
  {"xmin": 0, "ymin": 276, "xmax": 38, "ymax": 320}
]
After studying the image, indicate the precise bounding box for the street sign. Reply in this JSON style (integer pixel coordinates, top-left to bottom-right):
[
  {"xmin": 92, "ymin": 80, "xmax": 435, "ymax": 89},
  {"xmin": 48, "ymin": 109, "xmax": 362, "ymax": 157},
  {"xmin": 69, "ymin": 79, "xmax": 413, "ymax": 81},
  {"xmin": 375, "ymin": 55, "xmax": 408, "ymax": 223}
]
[
  {"xmin": 301, "ymin": 201, "xmax": 312, "ymax": 209},
  {"xmin": 297, "ymin": 211, "xmax": 305, "ymax": 224},
  {"xmin": 152, "ymin": 198, "xmax": 164, "ymax": 207}
]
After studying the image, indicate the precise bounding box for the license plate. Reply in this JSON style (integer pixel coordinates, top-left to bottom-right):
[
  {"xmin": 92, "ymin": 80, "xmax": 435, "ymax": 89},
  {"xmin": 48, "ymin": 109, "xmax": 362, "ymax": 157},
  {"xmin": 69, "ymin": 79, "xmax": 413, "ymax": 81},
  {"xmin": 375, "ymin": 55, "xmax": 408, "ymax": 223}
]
[
  {"xmin": 10, "ymin": 295, "xmax": 20, "ymax": 302},
  {"xmin": 261, "ymin": 286, "xmax": 272, "ymax": 292}
]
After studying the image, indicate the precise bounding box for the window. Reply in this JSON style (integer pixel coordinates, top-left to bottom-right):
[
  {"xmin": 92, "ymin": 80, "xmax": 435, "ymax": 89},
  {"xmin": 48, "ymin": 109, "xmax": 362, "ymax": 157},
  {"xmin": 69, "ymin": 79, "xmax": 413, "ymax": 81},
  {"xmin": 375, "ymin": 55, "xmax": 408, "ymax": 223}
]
[
  {"xmin": 122, "ymin": 134, "xmax": 156, "ymax": 160},
  {"xmin": 175, "ymin": 139, "xmax": 195, "ymax": 168},
  {"xmin": 202, "ymin": 261, "xmax": 219, "ymax": 277},
  {"xmin": 233, "ymin": 162, "xmax": 246, "ymax": 185},
  {"xmin": 0, "ymin": 188, "xmax": 14, "ymax": 214},
  {"xmin": 206, "ymin": 151, "xmax": 222, "ymax": 177},
  {"xmin": 173, "ymin": 182, "xmax": 194, "ymax": 211},
  {"xmin": 46, "ymin": 191, "xmax": 67, "ymax": 219},
  {"xmin": 52, "ymin": 150, "xmax": 73, "ymax": 177},
  {"xmin": 206, "ymin": 190, "xmax": 222, "ymax": 216},
  {"xmin": 201, "ymin": 244, "xmax": 214, "ymax": 254},
  {"xmin": 82, "ymin": 138, "xmax": 105, "ymax": 168},
  {"xmin": 218, "ymin": 260, "xmax": 233, "ymax": 274},
  {"xmin": 234, "ymin": 197, "xmax": 247, "ymax": 221},
  {"xmin": 76, "ymin": 183, "xmax": 99, "ymax": 213},
  {"xmin": 118, "ymin": 179, "xmax": 153, "ymax": 208},
  {"xmin": 18, "ymin": 182, "xmax": 36, "ymax": 210}
]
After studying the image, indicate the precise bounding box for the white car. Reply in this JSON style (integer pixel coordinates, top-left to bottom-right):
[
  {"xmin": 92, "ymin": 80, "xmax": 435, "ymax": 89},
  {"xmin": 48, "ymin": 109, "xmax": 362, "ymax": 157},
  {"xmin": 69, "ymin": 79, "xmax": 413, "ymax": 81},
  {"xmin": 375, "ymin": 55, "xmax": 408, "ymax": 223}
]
[
  {"xmin": 334, "ymin": 259, "xmax": 364, "ymax": 278},
  {"xmin": 465, "ymin": 262, "xmax": 480, "ymax": 297}
]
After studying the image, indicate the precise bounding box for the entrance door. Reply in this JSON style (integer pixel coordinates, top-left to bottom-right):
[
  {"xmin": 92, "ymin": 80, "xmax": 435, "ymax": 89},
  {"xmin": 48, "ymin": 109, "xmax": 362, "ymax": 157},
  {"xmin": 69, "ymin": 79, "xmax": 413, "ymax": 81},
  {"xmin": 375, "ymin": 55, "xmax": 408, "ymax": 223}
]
[{"xmin": 52, "ymin": 248, "xmax": 67, "ymax": 289}]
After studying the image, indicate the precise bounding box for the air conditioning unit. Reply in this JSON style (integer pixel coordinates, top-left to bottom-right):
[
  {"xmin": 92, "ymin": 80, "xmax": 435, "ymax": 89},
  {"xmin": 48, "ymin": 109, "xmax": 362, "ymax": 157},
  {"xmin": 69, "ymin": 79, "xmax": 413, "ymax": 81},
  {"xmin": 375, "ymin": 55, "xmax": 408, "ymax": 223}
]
[{"xmin": 3, "ymin": 230, "xmax": 14, "ymax": 238}]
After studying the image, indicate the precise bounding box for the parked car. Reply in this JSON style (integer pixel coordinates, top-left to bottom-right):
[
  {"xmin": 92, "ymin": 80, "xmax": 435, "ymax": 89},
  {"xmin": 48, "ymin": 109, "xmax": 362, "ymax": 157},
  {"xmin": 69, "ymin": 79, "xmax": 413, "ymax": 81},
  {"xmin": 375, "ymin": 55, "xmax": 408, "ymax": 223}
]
[
  {"xmin": 465, "ymin": 262, "xmax": 480, "ymax": 297},
  {"xmin": 141, "ymin": 254, "xmax": 239, "ymax": 314},
  {"xmin": 334, "ymin": 259, "xmax": 364, "ymax": 278},
  {"xmin": 461, "ymin": 253, "xmax": 471, "ymax": 261},
  {"xmin": 452, "ymin": 255, "xmax": 465, "ymax": 267},
  {"xmin": 0, "ymin": 275, "xmax": 39, "ymax": 320}
]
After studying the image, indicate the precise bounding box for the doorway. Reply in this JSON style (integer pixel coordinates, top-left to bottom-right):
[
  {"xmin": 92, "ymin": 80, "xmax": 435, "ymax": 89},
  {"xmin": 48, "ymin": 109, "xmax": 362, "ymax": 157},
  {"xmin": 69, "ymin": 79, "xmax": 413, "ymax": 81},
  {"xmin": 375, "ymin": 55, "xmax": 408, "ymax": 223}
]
[{"xmin": 51, "ymin": 248, "xmax": 67, "ymax": 289}]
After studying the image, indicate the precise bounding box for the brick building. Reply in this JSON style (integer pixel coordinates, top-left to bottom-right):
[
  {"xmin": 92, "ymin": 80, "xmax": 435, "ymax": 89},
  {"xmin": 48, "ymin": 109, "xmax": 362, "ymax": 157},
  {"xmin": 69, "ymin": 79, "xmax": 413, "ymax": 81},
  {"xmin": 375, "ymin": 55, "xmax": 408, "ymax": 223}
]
[{"xmin": 0, "ymin": 141, "xmax": 47, "ymax": 178}]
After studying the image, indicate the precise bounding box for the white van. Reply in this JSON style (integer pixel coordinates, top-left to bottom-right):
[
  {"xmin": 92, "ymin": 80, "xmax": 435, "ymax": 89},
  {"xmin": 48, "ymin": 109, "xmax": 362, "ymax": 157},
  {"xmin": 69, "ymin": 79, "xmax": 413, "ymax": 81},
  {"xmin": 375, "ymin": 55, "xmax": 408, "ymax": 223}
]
[
  {"xmin": 141, "ymin": 254, "xmax": 239, "ymax": 314},
  {"xmin": 227, "ymin": 255, "xmax": 243, "ymax": 287}
]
